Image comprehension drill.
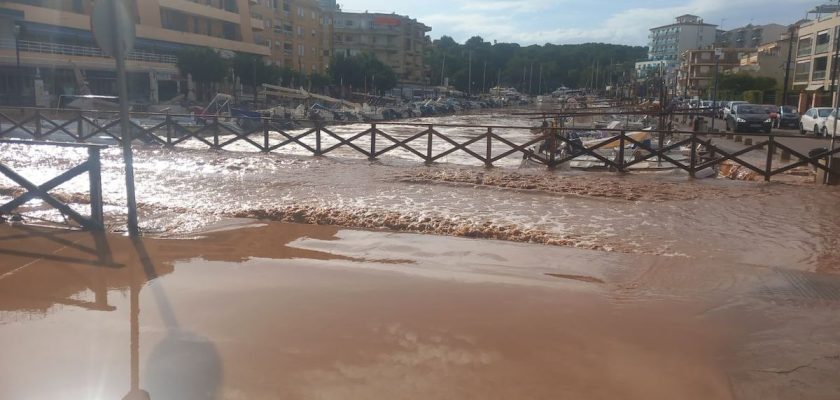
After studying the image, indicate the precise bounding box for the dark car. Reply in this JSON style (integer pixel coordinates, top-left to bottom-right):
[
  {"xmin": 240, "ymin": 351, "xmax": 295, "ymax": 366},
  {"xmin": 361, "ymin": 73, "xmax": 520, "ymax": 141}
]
[
  {"xmin": 726, "ymin": 104, "xmax": 772, "ymax": 133},
  {"xmin": 777, "ymin": 106, "xmax": 800, "ymax": 129}
]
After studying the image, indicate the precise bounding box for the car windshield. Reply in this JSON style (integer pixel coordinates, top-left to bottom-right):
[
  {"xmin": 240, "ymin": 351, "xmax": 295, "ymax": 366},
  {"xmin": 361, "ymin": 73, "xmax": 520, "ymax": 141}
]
[
  {"xmin": 763, "ymin": 106, "xmax": 779, "ymax": 113},
  {"xmin": 736, "ymin": 105, "xmax": 763, "ymax": 114},
  {"xmin": 819, "ymin": 109, "xmax": 832, "ymax": 117},
  {"xmin": 782, "ymin": 106, "xmax": 797, "ymax": 113}
]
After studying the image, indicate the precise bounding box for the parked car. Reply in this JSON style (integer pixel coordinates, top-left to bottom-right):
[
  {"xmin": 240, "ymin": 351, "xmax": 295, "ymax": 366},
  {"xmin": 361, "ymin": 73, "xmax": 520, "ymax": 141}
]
[
  {"xmin": 800, "ymin": 107, "xmax": 834, "ymax": 136},
  {"xmin": 721, "ymin": 101, "xmax": 748, "ymax": 119},
  {"xmin": 777, "ymin": 106, "xmax": 800, "ymax": 129},
  {"xmin": 725, "ymin": 104, "xmax": 772, "ymax": 133},
  {"xmin": 822, "ymin": 109, "xmax": 840, "ymax": 137}
]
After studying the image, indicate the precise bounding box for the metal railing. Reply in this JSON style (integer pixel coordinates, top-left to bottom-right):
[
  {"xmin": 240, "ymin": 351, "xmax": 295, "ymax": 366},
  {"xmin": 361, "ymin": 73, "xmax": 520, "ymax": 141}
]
[
  {"xmin": 0, "ymin": 39, "xmax": 178, "ymax": 64},
  {"xmin": 0, "ymin": 108, "xmax": 838, "ymax": 184}
]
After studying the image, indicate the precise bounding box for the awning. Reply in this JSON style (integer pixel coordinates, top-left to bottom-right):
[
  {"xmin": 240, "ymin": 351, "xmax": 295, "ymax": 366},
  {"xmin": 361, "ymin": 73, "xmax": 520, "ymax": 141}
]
[
  {"xmin": 805, "ymin": 84, "xmax": 825, "ymax": 91},
  {"xmin": 0, "ymin": 8, "xmax": 24, "ymax": 19}
]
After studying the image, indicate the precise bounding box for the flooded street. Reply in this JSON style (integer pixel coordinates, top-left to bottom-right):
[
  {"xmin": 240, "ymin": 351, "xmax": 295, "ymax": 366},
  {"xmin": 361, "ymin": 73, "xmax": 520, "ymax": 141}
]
[
  {"xmin": 1, "ymin": 111, "xmax": 840, "ymax": 399},
  {"xmin": 1, "ymin": 111, "xmax": 838, "ymax": 272},
  {"xmin": 1, "ymin": 223, "xmax": 839, "ymax": 399}
]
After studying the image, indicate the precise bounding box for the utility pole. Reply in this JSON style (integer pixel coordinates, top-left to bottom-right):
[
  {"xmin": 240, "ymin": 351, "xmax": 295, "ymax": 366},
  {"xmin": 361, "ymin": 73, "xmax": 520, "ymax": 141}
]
[
  {"xmin": 482, "ymin": 60, "xmax": 487, "ymax": 94},
  {"xmin": 537, "ymin": 64, "xmax": 543, "ymax": 96},
  {"xmin": 528, "ymin": 63, "xmax": 533, "ymax": 95},
  {"xmin": 827, "ymin": 0, "xmax": 840, "ymax": 183},
  {"xmin": 440, "ymin": 53, "xmax": 446, "ymax": 86},
  {"xmin": 711, "ymin": 48, "xmax": 722, "ymax": 131},
  {"xmin": 468, "ymin": 50, "xmax": 472, "ymax": 96},
  {"xmin": 781, "ymin": 24, "xmax": 797, "ymax": 107}
]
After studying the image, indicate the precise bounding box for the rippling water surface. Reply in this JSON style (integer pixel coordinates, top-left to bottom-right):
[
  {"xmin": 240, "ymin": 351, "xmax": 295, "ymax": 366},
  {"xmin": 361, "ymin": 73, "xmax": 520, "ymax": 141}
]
[{"xmin": 1, "ymin": 111, "xmax": 839, "ymax": 272}]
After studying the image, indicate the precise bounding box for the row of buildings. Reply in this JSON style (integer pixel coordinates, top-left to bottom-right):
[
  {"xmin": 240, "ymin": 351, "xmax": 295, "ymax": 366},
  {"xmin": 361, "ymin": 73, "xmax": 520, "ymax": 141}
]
[
  {"xmin": 0, "ymin": 0, "xmax": 431, "ymax": 106},
  {"xmin": 636, "ymin": 7, "xmax": 840, "ymax": 111}
]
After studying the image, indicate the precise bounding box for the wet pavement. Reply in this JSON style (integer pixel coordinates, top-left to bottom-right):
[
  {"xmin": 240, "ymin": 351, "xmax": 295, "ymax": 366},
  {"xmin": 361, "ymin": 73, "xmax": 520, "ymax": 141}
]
[{"xmin": 1, "ymin": 222, "xmax": 839, "ymax": 399}]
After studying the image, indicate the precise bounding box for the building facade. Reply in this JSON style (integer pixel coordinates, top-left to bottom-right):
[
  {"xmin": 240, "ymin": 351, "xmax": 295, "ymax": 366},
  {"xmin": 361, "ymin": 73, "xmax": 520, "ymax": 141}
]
[
  {"xmin": 636, "ymin": 14, "xmax": 717, "ymax": 81},
  {"xmin": 677, "ymin": 48, "xmax": 752, "ymax": 97},
  {"xmin": 727, "ymin": 39, "xmax": 790, "ymax": 85},
  {"xmin": 718, "ymin": 23, "xmax": 788, "ymax": 49},
  {"xmin": 792, "ymin": 12, "xmax": 840, "ymax": 110},
  {"xmin": 252, "ymin": 0, "xmax": 327, "ymax": 75},
  {"xmin": 332, "ymin": 11, "xmax": 430, "ymax": 84},
  {"xmin": 0, "ymin": 0, "xmax": 269, "ymax": 106}
]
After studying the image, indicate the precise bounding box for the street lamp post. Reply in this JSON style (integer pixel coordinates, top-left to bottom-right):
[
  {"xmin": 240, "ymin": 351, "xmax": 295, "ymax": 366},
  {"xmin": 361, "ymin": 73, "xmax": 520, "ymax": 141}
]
[
  {"xmin": 13, "ymin": 23, "xmax": 21, "ymax": 96},
  {"xmin": 711, "ymin": 48, "xmax": 722, "ymax": 131}
]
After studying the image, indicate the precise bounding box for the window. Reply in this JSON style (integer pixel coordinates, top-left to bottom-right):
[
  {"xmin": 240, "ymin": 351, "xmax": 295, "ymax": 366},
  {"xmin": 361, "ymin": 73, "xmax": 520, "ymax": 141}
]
[
  {"xmin": 798, "ymin": 36, "xmax": 813, "ymax": 57},
  {"xmin": 813, "ymin": 56, "xmax": 828, "ymax": 80},
  {"xmin": 816, "ymin": 30, "xmax": 831, "ymax": 54},
  {"xmin": 795, "ymin": 60, "xmax": 812, "ymax": 82},
  {"xmin": 299, "ymin": 45, "xmax": 305, "ymax": 56}
]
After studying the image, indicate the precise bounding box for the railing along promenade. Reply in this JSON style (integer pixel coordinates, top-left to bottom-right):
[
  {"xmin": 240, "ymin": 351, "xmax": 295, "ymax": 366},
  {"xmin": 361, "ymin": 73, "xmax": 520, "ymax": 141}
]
[{"xmin": 1, "ymin": 107, "xmax": 839, "ymax": 183}]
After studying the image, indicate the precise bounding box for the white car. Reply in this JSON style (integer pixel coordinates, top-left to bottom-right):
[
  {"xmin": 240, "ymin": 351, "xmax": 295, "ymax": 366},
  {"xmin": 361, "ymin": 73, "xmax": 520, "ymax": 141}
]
[
  {"xmin": 722, "ymin": 101, "xmax": 748, "ymax": 120},
  {"xmin": 821, "ymin": 109, "xmax": 840, "ymax": 137},
  {"xmin": 800, "ymin": 107, "xmax": 834, "ymax": 136}
]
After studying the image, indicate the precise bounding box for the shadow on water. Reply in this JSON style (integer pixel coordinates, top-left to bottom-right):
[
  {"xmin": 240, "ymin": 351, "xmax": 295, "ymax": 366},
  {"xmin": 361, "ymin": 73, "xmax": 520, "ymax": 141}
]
[
  {"xmin": 0, "ymin": 224, "xmax": 223, "ymax": 400},
  {"xmin": 129, "ymin": 236, "xmax": 223, "ymax": 400}
]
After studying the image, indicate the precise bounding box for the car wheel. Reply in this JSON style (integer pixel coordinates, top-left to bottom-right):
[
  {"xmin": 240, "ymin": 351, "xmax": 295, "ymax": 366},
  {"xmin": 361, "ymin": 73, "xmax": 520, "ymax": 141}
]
[
  {"xmin": 799, "ymin": 123, "xmax": 805, "ymax": 135},
  {"xmin": 815, "ymin": 125, "xmax": 822, "ymax": 137}
]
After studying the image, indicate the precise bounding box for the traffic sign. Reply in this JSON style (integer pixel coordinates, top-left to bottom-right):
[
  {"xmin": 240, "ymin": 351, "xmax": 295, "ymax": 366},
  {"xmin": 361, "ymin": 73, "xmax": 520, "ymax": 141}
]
[{"xmin": 91, "ymin": 0, "xmax": 136, "ymax": 57}]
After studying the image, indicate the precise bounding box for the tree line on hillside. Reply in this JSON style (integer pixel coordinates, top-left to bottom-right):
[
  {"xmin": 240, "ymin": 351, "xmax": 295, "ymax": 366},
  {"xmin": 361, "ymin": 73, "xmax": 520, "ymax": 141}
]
[
  {"xmin": 176, "ymin": 38, "xmax": 647, "ymax": 100},
  {"xmin": 429, "ymin": 36, "xmax": 647, "ymax": 94}
]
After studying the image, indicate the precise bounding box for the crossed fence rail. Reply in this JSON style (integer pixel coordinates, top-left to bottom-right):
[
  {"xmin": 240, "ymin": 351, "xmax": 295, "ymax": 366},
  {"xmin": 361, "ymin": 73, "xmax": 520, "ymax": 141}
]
[
  {"xmin": 0, "ymin": 139, "xmax": 105, "ymax": 231},
  {"xmin": 1, "ymin": 107, "xmax": 839, "ymax": 185}
]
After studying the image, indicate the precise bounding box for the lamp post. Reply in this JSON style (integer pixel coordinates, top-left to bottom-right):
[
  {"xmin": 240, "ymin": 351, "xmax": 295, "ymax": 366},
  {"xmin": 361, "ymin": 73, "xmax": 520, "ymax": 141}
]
[
  {"xmin": 711, "ymin": 48, "xmax": 722, "ymax": 131},
  {"xmin": 13, "ymin": 23, "xmax": 21, "ymax": 95}
]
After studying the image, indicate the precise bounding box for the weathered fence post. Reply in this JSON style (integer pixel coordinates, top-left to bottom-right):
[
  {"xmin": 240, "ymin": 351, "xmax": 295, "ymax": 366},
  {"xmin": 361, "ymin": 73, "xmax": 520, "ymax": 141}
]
[
  {"xmin": 315, "ymin": 121, "xmax": 322, "ymax": 156},
  {"xmin": 485, "ymin": 127, "xmax": 493, "ymax": 168},
  {"xmin": 689, "ymin": 135, "xmax": 697, "ymax": 178},
  {"xmin": 618, "ymin": 130, "xmax": 626, "ymax": 173},
  {"xmin": 765, "ymin": 135, "xmax": 774, "ymax": 182},
  {"xmin": 34, "ymin": 109, "xmax": 42, "ymax": 139},
  {"xmin": 547, "ymin": 124, "xmax": 556, "ymax": 169},
  {"xmin": 426, "ymin": 124, "xmax": 433, "ymax": 163},
  {"xmin": 369, "ymin": 123, "xmax": 376, "ymax": 160},
  {"xmin": 262, "ymin": 118, "xmax": 270, "ymax": 153},
  {"xmin": 76, "ymin": 110, "xmax": 84, "ymax": 142},
  {"xmin": 213, "ymin": 116, "xmax": 220, "ymax": 149},
  {"xmin": 87, "ymin": 146, "xmax": 104, "ymax": 230},
  {"xmin": 165, "ymin": 113, "xmax": 172, "ymax": 146}
]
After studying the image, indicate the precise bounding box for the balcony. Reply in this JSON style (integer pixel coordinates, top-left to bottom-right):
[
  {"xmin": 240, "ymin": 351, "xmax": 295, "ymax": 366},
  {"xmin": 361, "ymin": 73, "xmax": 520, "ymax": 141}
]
[{"xmin": 0, "ymin": 39, "xmax": 177, "ymax": 64}]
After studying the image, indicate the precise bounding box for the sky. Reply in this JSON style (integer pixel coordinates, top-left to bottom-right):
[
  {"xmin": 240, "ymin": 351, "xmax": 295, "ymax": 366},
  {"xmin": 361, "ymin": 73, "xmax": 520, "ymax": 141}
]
[{"xmin": 338, "ymin": 0, "xmax": 822, "ymax": 46}]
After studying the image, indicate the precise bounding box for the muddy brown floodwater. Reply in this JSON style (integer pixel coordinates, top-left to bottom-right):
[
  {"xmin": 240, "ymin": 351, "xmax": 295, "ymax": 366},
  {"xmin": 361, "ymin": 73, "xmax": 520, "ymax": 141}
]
[
  {"xmin": 1, "ymin": 111, "xmax": 840, "ymax": 399},
  {"xmin": 1, "ymin": 222, "xmax": 839, "ymax": 400}
]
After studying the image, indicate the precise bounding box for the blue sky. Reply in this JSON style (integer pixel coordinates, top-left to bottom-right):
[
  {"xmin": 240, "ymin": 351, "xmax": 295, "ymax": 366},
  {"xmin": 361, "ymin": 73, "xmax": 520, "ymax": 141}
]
[{"xmin": 338, "ymin": 0, "xmax": 820, "ymax": 46}]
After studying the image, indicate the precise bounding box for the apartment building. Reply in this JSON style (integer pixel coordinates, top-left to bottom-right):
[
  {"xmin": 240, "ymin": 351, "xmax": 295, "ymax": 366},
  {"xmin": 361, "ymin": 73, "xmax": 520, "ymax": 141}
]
[
  {"xmin": 252, "ymin": 0, "xmax": 327, "ymax": 75},
  {"xmin": 727, "ymin": 39, "xmax": 790, "ymax": 84},
  {"xmin": 792, "ymin": 12, "xmax": 840, "ymax": 110},
  {"xmin": 718, "ymin": 23, "xmax": 788, "ymax": 49},
  {"xmin": 676, "ymin": 48, "xmax": 752, "ymax": 97},
  {"xmin": 0, "ymin": 0, "xmax": 269, "ymax": 106},
  {"xmin": 332, "ymin": 11, "xmax": 431, "ymax": 84},
  {"xmin": 636, "ymin": 14, "xmax": 717, "ymax": 80}
]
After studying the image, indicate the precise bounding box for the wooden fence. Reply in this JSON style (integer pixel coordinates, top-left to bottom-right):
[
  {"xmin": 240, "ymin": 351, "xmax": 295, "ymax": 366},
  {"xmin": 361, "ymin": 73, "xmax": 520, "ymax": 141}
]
[
  {"xmin": 2, "ymin": 107, "xmax": 839, "ymax": 183},
  {"xmin": 0, "ymin": 139, "xmax": 105, "ymax": 230}
]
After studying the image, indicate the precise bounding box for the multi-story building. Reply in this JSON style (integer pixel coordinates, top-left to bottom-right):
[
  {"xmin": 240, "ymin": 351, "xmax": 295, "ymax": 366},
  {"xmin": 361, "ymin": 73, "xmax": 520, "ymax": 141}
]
[
  {"xmin": 676, "ymin": 48, "xmax": 752, "ymax": 97},
  {"xmin": 636, "ymin": 14, "xmax": 717, "ymax": 80},
  {"xmin": 792, "ymin": 12, "xmax": 840, "ymax": 110},
  {"xmin": 252, "ymin": 0, "xmax": 327, "ymax": 76},
  {"xmin": 0, "ymin": 0, "xmax": 269, "ymax": 106},
  {"xmin": 717, "ymin": 23, "xmax": 788, "ymax": 49},
  {"xmin": 332, "ymin": 11, "xmax": 431, "ymax": 84},
  {"xmin": 727, "ymin": 39, "xmax": 791, "ymax": 85}
]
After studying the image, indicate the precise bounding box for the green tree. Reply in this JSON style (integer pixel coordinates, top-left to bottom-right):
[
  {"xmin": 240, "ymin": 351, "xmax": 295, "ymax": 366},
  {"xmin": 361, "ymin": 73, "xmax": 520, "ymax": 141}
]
[
  {"xmin": 176, "ymin": 47, "xmax": 229, "ymax": 100},
  {"xmin": 329, "ymin": 53, "xmax": 398, "ymax": 94},
  {"xmin": 231, "ymin": 53, "xmax": 282, "ymax": 87}
]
